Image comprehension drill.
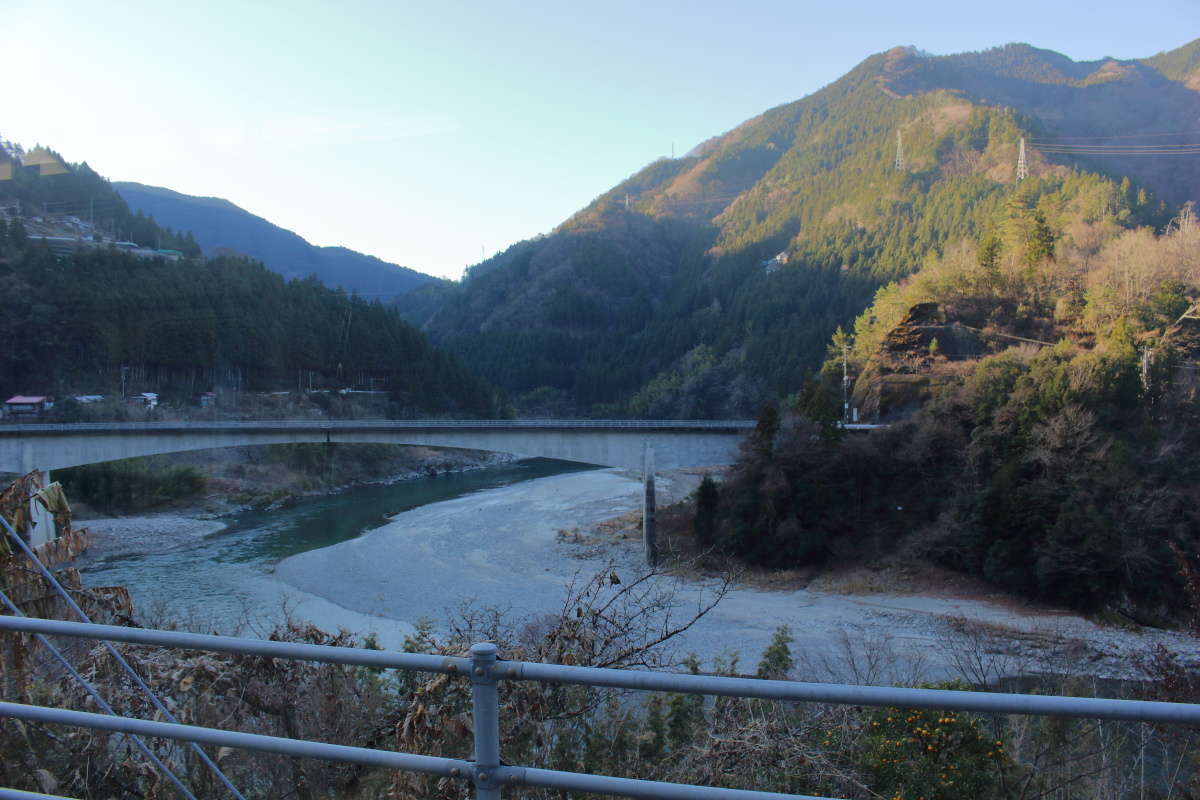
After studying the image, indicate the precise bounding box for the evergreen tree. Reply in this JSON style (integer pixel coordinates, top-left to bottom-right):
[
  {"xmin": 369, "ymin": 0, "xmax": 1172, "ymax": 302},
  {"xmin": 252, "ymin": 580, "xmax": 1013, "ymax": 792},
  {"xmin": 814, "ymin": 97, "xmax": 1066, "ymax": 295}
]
[
  {"xmin": 1027, "ymin": 210, "xmax": 1056, "ymax": 264},
  {"xmin": 693, "ymin": 474, "xmax": 720, "ymax": 548}
]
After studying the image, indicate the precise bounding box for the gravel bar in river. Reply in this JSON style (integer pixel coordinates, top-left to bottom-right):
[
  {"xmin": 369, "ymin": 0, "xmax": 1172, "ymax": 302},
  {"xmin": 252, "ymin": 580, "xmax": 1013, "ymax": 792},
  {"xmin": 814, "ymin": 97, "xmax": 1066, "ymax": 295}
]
[{"xmin": 275, "ymin": 468, "xmax": 1198, "ymax": 680}]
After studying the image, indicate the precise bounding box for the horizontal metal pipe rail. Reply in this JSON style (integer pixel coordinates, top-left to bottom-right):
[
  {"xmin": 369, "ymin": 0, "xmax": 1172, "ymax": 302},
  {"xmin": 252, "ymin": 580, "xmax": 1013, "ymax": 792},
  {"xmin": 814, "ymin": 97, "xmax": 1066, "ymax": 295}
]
[
  {"xmin": 4, "ymin": 616, "xmax": 1198, "ymax": 724},
  {"xmin": 0, "ymin": 615, "xmax": 465, "ymax": 673},
  {"xmin": 0, "ymin": 701, "xmax": 822, "ymax": 800},
  {"xmin": 4, "ymin": 614, "xmax": 1199, "ymax": 799}
]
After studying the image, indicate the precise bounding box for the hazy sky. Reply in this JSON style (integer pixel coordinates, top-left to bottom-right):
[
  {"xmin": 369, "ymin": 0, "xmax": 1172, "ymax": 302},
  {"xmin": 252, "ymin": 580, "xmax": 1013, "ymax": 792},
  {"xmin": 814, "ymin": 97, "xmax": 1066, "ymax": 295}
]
[{"xmin": 4, "ymin": 1, "xmax": 1197, "ymax": 279}]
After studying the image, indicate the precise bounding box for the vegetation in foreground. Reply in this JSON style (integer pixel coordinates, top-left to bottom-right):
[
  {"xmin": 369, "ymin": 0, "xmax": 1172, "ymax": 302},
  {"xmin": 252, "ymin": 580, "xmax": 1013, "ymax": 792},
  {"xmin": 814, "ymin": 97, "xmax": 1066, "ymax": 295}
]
[
  {"xmin": 2, "ymin": 462, "xmax": 1196, "ymax": 800},
  {"xmin": 2, "ymin": 562, "xmax": 1196, "ymax": 800}
]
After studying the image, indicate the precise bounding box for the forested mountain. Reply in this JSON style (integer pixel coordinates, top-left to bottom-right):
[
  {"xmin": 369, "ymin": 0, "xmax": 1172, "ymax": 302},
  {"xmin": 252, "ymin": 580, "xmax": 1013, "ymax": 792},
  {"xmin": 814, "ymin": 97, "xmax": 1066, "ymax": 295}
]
[
  {"xmin": 401, "ymin": 39, "xmax": 1199, "ymax": 418},
  {"xmin": 694, "ymin": 197, "xmax": 1200, "ymax": 620},
  {"xmin": 0, "ymin": 154, "xmax": 500, "ymax": 416},
  {"xmin": 115, "ymin": 182, "xmax": 432, "ymax": 301},
  {"xmin": 0, "ymin": 142, "xmax": 201, "ymax": 255}
]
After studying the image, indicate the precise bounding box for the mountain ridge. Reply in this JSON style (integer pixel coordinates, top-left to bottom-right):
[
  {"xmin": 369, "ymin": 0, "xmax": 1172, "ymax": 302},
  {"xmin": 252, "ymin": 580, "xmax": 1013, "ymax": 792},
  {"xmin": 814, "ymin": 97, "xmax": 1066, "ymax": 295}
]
[
  {"xmin": 115, "ymin": 182, "xmax": 433, "ymax": 300},
  {"xmin": 402, "ymin": 39, "xmax": 1198, "ymax": 417}
]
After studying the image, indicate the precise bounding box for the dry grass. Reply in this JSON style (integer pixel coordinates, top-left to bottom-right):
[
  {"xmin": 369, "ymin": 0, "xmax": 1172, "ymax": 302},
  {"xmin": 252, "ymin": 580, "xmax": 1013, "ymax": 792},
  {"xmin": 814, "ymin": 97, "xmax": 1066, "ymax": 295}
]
[{"xmin": 925, "ymin": 101, "xmax": 974, "ymax": 134}]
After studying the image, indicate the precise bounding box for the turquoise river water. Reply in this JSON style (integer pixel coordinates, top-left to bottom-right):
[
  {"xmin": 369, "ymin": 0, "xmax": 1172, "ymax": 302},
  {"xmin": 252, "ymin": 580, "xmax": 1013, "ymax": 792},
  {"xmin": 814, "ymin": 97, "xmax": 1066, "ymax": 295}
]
[{"xmin": 73, "ymin": 458, "xmax": 594, "ymax": 628}]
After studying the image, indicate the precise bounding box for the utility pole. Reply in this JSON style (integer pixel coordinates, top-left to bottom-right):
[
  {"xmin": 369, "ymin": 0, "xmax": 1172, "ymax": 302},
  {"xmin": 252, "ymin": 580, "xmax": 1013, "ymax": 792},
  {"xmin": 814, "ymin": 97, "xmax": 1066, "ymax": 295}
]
[
  {"xmin": 842, "ymin": 340, "xmax": 850, "ymax": 423},
  {"xmin": 1016, "ymin": 137, "xmax": 1028, "ymax": 182},
  {"xmin": 642, "ymin": 443, "xmax": 657, "ymax": 567},
  {"xmin": 894, "ymin": 130, "xmax": 905, "ymax": 172}
]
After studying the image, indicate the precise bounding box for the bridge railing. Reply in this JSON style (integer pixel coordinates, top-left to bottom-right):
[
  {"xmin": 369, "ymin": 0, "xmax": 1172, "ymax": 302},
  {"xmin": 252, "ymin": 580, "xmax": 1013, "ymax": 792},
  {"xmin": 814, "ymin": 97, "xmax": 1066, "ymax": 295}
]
[
  {"xmin": 3, "ymin": 614, "xmax": 1199, "ymax": 800},
  {"xmin": 0, "ymin": 418, "xmax": 757, "ymax": 435}
]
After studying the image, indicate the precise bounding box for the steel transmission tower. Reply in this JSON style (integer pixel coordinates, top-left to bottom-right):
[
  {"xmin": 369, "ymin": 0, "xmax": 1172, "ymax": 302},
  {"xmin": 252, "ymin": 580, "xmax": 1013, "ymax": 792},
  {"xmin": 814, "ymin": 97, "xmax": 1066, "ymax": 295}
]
[
  {"xmin": 894, "ymin": 130, "xmax": 906, "ymax": 172},
  {"xmin": 1016, "ymin": 137, "xmax": 1028, "ymax": 182}
]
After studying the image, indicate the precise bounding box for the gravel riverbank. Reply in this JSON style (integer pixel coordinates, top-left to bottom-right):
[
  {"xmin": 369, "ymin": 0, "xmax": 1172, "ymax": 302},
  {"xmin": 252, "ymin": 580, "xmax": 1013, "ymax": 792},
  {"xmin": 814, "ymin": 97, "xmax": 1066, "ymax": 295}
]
[{"xmin": 274, "ymin": 469, "xmax": 1198, "ymax": 680}]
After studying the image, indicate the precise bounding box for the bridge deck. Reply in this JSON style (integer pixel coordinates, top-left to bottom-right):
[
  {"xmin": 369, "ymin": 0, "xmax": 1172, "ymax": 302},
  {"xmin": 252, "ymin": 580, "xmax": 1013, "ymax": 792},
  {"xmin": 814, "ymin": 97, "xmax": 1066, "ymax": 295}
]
[{"xmin": 0, "ymin": 419, "xmax": 757, "ymax": 474}]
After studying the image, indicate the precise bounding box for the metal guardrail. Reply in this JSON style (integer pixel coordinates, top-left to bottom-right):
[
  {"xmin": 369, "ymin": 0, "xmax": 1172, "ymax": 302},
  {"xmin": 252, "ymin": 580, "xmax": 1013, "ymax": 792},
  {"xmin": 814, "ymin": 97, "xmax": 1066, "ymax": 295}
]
[
  {"xmin": 3, "ymin": 614, "xmax": 1199, "ymax": 799},
  {"xmin": 0, "ymin": 418, "xmax": 757, "ymax": 436}
]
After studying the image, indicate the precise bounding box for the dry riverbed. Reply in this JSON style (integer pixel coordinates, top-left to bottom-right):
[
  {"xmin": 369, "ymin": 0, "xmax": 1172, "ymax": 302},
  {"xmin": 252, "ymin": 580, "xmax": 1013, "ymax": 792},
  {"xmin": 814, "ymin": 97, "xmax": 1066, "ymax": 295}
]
[
  {"xmin": 266, "ymin": 468, "xmax": 1197, "ymax": 681},
  {"xmin": 76, "ymin": 466, "xmax": 1198, "ymax": 681}
]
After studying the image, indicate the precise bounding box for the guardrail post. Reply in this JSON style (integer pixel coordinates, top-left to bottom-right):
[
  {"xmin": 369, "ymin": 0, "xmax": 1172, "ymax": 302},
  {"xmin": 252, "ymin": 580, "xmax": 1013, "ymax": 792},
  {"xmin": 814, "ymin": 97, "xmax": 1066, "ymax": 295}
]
[{"xmin": 470, "ymin": 643, "xmax": 502, "ymax": 799}]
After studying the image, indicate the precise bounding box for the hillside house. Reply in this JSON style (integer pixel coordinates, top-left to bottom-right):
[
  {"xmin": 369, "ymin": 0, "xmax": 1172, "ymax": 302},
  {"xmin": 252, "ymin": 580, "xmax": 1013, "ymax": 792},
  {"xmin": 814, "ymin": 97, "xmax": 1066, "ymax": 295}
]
[
  {"xmin": 126, "ymin": 392, "xmax": 159, "ymax": 409},
  {"xmin": 762, "ymin": 251, "xmax": 789, "ymax": 274},
  {"xmin": 4, "ymin": 395, "xmax": 50, "ymax": 418}
]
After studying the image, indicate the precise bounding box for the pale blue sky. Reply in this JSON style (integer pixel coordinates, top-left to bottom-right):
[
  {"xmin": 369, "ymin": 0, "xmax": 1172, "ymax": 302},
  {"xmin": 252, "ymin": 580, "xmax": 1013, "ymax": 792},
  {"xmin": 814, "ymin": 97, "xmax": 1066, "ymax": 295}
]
[{"xmin": 3, "ymin": 1, "xmax": 1197, "ymax": 279}]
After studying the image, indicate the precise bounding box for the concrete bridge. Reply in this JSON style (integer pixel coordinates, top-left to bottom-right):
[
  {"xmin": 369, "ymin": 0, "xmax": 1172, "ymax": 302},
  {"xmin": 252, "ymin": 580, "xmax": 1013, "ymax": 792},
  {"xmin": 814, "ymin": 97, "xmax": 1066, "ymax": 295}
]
[{"xmin": 0, "ymin": 419, "xmax": 757, "ymax": 475}]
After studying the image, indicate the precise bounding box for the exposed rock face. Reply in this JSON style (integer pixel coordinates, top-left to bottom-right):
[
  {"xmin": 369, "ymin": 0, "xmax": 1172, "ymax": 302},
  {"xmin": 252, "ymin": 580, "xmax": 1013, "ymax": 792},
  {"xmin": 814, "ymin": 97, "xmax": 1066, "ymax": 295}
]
[
  {"xmin": 854, "ymin": 302, "xmax": 987, "ymax": 421},
  {"xmin": 878, "ymin": 302, "xmax": 943, "ymax": 372},
  {"xmin": 877, "ymin": 302, "xmax": 984, "ymax": 374}
]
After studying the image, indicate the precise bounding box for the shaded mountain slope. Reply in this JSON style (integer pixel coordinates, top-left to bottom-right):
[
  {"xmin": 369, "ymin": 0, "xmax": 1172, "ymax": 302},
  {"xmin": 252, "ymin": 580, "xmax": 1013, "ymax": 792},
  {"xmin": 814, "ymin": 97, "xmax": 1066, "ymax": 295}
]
[
  {"xmin": 1142, "ymin": 37, "xmax": 1200, "ymax": 87},
  {"xmin": 116, "ymin": 182, "xmax": 432, "ymax": 300}
]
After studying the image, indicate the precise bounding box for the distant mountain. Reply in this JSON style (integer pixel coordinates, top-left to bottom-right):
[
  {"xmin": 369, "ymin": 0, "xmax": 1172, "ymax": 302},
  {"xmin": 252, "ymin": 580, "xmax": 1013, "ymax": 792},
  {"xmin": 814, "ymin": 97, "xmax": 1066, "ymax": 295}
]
[
  {"xmin": 402, "ymin": 38, "xmax": 1200, "ymax": 417},
  {"xmin": 115, "ymin": 182, "xmax": 432, "ymax": 300},
  {"xmin": 1142, "ymin": 37, "xmax": 1200, "ymax": 88}
]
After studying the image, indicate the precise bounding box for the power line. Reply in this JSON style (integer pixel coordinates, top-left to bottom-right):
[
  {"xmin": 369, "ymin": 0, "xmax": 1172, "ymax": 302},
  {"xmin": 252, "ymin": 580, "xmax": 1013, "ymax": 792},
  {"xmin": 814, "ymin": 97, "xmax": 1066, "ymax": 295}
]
[
  {"xmin": 954, "ymin": 323, "xmax": 1056, "ymax": 347},
  {"xmin": 1031, "ymin": 142, "xmax": 1200, "ymax": 149},
  {"xmin": 656, "ymin": 194, "xmax": 743, "ymax": 208},
  {"xmin": 1034, "ymin": 148, "xmax": 1200, "ymax": 156},
  {"xmin": 1029, "ymin": 134, "xmax": 1200, "ymax": 157},
  {"xmin": 1030, "ymin": 130, "xmax": 1200, "ymax": 140}
]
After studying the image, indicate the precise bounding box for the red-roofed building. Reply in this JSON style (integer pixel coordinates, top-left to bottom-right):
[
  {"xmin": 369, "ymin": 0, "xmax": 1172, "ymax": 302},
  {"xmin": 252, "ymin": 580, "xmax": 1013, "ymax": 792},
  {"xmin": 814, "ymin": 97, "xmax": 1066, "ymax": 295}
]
[{"xmin": 4, "ymin": 395, "xmax": 50, "ymax": 418}]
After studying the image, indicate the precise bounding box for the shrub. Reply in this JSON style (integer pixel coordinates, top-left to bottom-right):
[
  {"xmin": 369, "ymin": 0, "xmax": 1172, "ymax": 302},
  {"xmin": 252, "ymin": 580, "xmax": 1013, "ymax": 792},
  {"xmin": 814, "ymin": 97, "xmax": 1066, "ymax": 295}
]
[
  {"xmin": 56, "ymin": 457, "xmax": 206, "ymax": 513},
  {"xmin": 860, "ymin": 682, "xmax": 1013, "ymax": 800}
]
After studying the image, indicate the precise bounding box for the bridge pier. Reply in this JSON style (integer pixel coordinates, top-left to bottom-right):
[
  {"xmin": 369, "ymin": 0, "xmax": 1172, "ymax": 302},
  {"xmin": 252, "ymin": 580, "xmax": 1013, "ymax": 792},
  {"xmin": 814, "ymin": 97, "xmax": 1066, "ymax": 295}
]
[
  {"xmin": 30, "ymin": 470, "xmax": 56, "ymax": 548},
  {"xmin": 9, "ymin": 469, "xmax": 57, "ymax": 548},
  {"xmin": 642, "ymin": 444, "xmax": 657, "ymax": 567},
  {"xmin": 20, "ymin": 441, "xmax": 34, "ymax": 475}
]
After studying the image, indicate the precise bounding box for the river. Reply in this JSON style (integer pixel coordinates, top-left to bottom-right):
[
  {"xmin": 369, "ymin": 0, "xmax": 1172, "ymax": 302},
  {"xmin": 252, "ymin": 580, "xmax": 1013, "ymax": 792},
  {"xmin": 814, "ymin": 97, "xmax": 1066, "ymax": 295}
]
[
  {"xmin": 74, "ymin": 458, "xmax": 594, "ymax": 637},
  {"xmin": 72, "ymin": 461, "xmax": 1196, "ymax": 678}
]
